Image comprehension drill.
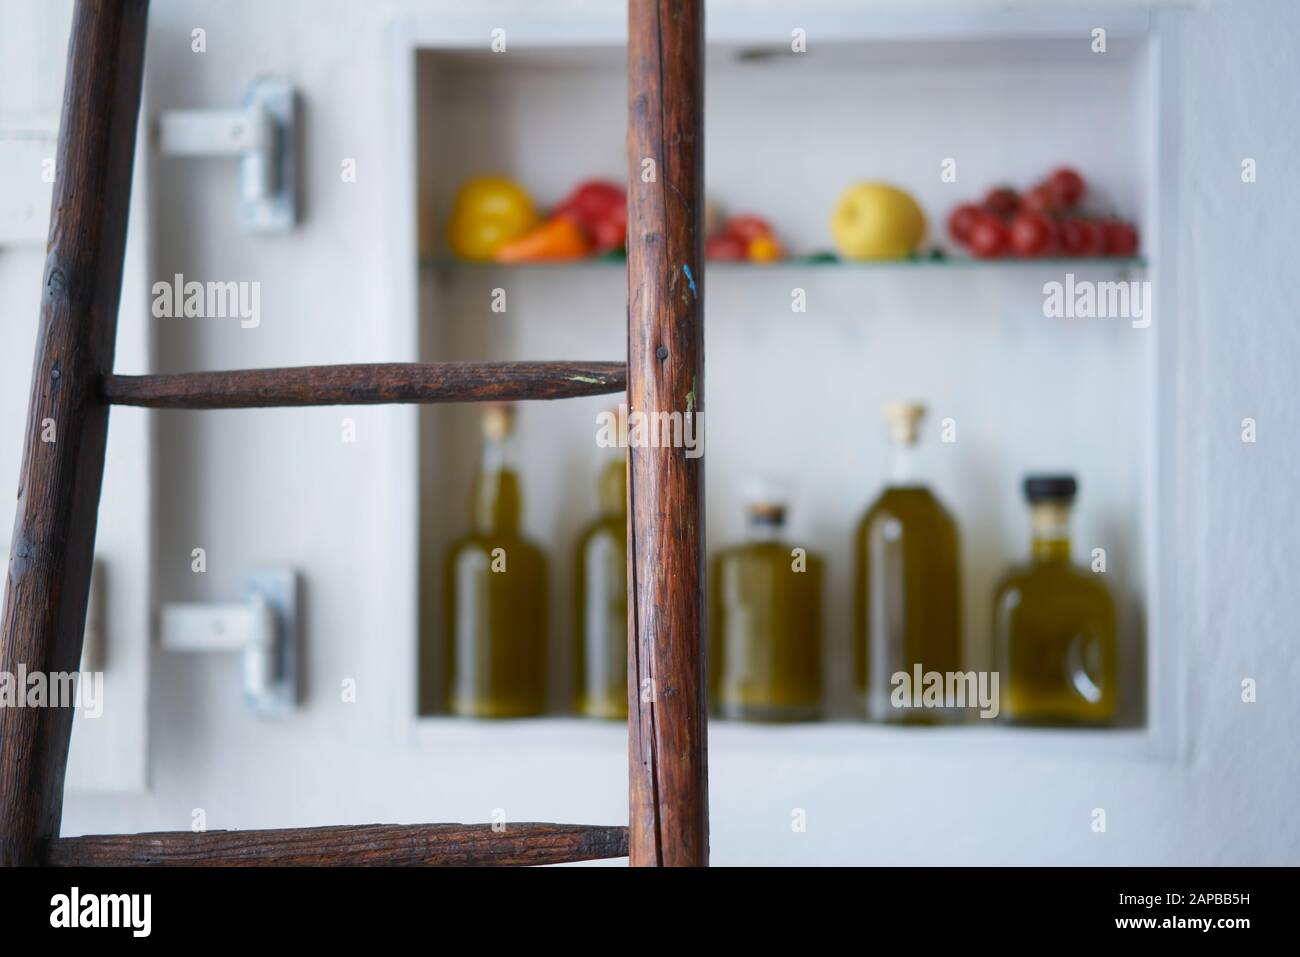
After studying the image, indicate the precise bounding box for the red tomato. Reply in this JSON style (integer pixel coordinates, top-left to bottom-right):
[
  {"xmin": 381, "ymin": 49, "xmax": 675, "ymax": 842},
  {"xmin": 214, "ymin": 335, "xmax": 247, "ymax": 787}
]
[
  {"xmin": 553, "ymin": 180, "xmax": 627, "ymax": 253},
  {"xmin": 1022, "ymin": 184, "xmax": 1057, "ymax": 214},
  {"xmin": 1058, "ymin": 218, "xmax": 1105, "ymax": 257},
  {"xmin": 705, "ymin": 234, "xmax": 747, "ymax": 261},
  {"xmin": 983, "ymin": 187, "xmax": 1021, "ymax": 220},
  {"xmin": 588, "ymin": 218, "xmax": 626, "ymax": 253},
  {"xmin": 724, "ymin": 215, "xmax": 774, "ymax": 243},
  {"xmin": 947, "ymin": 203, "xmax": 984, "ymax": 244},
  {"xmin": 1101, "ymin": 219, "xmax": 1139, "ymax": 257},
  {"xmin": 968, "ymin": 213, "xmax": 1009, "ymax": 258},
  {"xmin": 1008, "ymin": 211, "xmax": 1055, "ymax": 257},
  {"xmin": 1047, "ymin": 168, "xmax": 1086, "ymax": 209}
]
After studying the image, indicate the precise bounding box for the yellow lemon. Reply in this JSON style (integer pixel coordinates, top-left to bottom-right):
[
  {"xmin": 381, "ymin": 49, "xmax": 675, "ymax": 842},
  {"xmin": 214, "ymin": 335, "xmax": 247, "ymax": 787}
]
[
  {"xmin": 447, "ymin": 176, "xmax": 539, "ymax": 261},
  {"xmin": 829, "ymin": 182, "xmax": 926, "ymax": 260}
]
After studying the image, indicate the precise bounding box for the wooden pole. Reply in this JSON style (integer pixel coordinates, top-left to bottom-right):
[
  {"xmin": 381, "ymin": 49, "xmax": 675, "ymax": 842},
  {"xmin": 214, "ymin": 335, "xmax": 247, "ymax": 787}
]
[
  {"xmin": 625, "ymin": 0, "xmax": 709, "ymax": 866},
  {"xmin": 0, "ymin": 0, "xmax": 149, "ymax": 866}
]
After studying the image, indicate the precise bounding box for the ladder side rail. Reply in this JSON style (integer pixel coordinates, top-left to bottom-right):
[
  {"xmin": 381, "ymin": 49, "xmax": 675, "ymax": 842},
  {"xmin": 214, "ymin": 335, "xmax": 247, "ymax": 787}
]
[
  {"xmin": 625, "ymin": 0, "xmax": 709, "ymax": 867},
  {"xmin": 0, "ymin": 0, "xmax": 150, "ymax": 866}
]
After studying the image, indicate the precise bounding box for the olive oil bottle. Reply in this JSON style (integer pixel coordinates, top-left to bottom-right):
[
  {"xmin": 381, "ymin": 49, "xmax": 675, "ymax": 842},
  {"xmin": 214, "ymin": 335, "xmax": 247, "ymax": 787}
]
[
  {"xmin": 444, "ymin": 404, "xmax": 548, "ymax": 717},
  {"xmin": 711, "ymin": 489, "xmax": 822, "ymax": 721},
  {"xmin": 992, "ymin": 476, "xmax": 1117, "ymax": 725},
  {"xmin": 575, "ymin": 450, "xmax": 628, "ymax": 719},
  {"xmin": 854, "ymin": 401, "xmax": 962, "ymax": 723}
]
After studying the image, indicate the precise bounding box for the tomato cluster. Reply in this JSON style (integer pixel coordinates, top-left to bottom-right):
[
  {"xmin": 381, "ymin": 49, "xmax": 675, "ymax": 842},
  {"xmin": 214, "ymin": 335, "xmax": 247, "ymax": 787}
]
[
  {"xmin": 947, "ymin": 168, "xmax": 1139, "ymax": 260},
  {"xmin": 705, "ymin": 214, "xmax": 785, "ymax": 262}
]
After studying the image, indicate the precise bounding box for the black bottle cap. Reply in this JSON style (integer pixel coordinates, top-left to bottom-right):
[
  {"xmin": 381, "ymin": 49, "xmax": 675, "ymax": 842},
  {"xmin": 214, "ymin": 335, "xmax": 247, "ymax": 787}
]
[
  {"xmin": 746, "ymin": 502, "xmax": 787, "ymax": 526},
  {"xmin": 1024, "ymin": 475, "xmax": 1078, "ymax": 502}
]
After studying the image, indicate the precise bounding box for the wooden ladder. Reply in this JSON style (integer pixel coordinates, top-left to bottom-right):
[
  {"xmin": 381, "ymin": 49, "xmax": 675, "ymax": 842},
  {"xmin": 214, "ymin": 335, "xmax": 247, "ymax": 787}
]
[{"xmin": 0, "ymin": 0, "xmax": 707, "ymax": 867}]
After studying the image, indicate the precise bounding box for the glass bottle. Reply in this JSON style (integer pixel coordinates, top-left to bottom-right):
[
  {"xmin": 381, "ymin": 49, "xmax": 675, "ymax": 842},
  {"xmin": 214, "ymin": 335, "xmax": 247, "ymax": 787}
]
[
  {"xmin": 854, "ymin": 401, "xmax": 962, "ymax": 723},
  {"xmin": 444, "ymin": 404, "xmax": 548, "ymax": 717},
  {"xmin": 574, "ymin": 450, "xmax": 628, "ymax": 719},
  {"xmin": 711, "ymin": 488, "xmax": 822, "ymax": 722},
  {"xmin": 992, "ymin": 475, "xmax": 1117, "ymax": 725}
]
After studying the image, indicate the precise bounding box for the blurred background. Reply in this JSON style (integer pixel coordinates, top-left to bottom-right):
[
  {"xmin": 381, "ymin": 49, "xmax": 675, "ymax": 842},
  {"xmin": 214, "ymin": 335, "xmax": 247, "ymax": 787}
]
[{"xmin": 1, "ymin": 0, "xmax": 1297, "ymax": 864}]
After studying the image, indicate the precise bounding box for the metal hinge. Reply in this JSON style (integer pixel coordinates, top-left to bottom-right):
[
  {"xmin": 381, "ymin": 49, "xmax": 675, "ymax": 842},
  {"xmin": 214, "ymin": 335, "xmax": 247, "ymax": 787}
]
[
  {"xmin": 160, "ymin": 567, "xmax": 300, "ymax": 717},
  {"xmin": 155, "ymin": 78, "xmax": 298, "ymax": 233}
]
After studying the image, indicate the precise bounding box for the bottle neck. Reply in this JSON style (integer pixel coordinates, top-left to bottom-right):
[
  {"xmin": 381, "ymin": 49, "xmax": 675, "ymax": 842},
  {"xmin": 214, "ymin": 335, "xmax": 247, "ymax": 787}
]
[
  {"xmin": 889, "ymin": 441, "xmax": 918, "ymax": 487},
  {"xmin": 472, "ymin": 433, "xmax": 521, "ymax": 535},
  {"xmin": 1029, "ymin": 501, "xmax": 1072, "ymax": 563},
  {"xmin": 746, "ymin": 514, "xmax": 784, "ymax": 543},
  {"xmin": 597, "ymin": 457, "xmax": 627, "ymax": 519}
]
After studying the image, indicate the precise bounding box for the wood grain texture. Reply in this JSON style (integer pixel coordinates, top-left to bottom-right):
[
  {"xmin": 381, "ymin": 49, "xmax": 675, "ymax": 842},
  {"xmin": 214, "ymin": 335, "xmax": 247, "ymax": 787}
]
[
  {"xmin": 102, "ymin": 361, "xmax": 627, "ymax": 409},
  {"xmin": 0, "ymin": 0, "xmax": 149, "ymax": 867},
  {"xmin": 44, "ymin": 822, "xmax": 629, "ymax": 867},
  {"xmin": 625, "ymin": 0, "xmax": 709, "ymax": 866}
]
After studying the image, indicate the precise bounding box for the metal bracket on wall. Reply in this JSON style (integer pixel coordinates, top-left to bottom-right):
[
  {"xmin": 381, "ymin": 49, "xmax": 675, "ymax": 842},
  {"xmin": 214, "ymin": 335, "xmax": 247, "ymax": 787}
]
[
  {"xmin": 160, "ymin": 568, "xmax": 300, "ymax": 718},
  {"xmin": 156, "ymin": 77, "xmax": 297, "ymax": 232}
]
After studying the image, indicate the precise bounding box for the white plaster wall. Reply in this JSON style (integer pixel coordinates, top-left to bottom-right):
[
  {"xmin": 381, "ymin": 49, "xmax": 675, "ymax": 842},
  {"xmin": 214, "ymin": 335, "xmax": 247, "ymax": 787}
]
[{"xmin": 0, "ymin": 0, "xmax": 1292, "ymax": 864}]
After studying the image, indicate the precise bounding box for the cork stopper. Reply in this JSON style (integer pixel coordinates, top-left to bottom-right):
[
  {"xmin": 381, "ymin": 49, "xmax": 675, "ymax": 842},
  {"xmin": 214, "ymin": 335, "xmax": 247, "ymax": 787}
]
[
  {"xmin": 481, "ymin": 402, "xmax": 515, "ymax": 441},
  {"xmin": 883, "ymin": 401, "xmax": 925, "ymax": 445}
]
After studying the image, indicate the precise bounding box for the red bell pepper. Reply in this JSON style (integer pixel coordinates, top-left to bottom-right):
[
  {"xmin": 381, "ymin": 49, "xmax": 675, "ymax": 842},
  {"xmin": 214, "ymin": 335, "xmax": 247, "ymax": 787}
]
[{"xmin": 554, "ymin": 180, "xmax": 627, "ymax": 254}]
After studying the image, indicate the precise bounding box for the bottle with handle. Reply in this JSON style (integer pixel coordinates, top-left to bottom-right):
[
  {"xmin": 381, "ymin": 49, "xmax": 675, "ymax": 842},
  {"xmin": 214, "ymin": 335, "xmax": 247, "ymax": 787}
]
[{"xmin": 992, "ymin": 475, "xmax": 1118, "ymax": 725}]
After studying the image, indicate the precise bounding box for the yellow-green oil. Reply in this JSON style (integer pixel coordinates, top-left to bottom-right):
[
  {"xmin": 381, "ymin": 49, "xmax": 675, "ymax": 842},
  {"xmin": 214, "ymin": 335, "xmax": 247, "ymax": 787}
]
[
  {"xmin": 854, "ymin": 487, "xmax": 962, "ymax": 724},
  {"xmin": 444, "ymin": 409, "xmax": 547, "ymax": 717},
  {"xmin": 711, "ymin": 510, "xmax": 822, "ymax": 721},
  {"xmin": 574, "ymin": 456, "xmax": 628, "ymax": 719},
  {"xmin": 993, "ymin": 500, "xmax": 1117, "ymax": 725}
]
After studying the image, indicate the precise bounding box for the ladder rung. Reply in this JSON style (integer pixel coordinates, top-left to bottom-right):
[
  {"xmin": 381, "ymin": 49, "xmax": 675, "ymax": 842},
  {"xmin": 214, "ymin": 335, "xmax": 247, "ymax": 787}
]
[
  {"xmin": 44, "ymin": 822, "xmax": 629, "ymax": 866},
  {"xmin": 102, "ymin": 361, "xmax": 627, "ymax": 409}
]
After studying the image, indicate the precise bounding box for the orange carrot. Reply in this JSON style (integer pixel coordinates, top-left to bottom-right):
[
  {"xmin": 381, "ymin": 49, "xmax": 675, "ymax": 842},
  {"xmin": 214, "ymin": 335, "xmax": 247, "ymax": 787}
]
[{"xmin": 493, "ymin": 216, "xmax": 591, "ymax": 262}]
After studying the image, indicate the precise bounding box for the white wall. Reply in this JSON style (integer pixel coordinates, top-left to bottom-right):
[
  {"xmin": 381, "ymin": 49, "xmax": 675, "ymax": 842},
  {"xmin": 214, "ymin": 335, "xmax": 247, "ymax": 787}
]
[{"xmin": 0, "ymin": 0, "xmax": 1293, "ymax": 864}]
